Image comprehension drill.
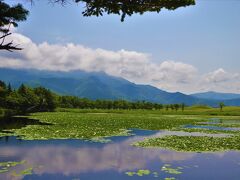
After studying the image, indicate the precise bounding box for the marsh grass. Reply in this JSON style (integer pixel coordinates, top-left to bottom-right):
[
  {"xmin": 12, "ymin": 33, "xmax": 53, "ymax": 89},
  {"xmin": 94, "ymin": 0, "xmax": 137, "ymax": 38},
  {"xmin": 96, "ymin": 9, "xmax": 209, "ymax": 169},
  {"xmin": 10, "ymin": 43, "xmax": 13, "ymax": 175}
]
[
  {"xmin": 134, "ymin": 135, "xmax": 240, "ymax": 152},
  {"xmin": 57, "ymin": 106, "xmax": 240, "ymax": 116},
  {"xmin": 1, "ymin": 107, "xmax": 240, "ymax": 152},
  {"xmin": 2, "ymin": 111, "xmax": 208, "ymax": 140}
]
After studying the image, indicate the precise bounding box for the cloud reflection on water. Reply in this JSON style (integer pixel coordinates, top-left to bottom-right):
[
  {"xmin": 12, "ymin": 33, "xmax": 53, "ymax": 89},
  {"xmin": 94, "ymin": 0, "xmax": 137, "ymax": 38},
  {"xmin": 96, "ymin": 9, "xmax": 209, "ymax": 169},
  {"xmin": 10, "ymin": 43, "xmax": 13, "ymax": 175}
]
[{"xmin": 0, "ymin": 135, "xmax": 196, "ymax": 178}]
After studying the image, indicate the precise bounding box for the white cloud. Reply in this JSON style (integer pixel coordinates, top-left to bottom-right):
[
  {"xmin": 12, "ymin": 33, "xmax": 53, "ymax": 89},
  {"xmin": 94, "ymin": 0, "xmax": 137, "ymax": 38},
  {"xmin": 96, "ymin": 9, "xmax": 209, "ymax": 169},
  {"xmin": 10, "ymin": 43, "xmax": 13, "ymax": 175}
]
[
  {"xmin": 0, "ymin": 33, "xmax": 239, "ymax": 93},
  {"xmin": 205, "ymin": 68, "xmax": 233, "ymax": 83},
  {"xmin": 200, "ymin": 68, "xmax": 240, "ymax": 93}
]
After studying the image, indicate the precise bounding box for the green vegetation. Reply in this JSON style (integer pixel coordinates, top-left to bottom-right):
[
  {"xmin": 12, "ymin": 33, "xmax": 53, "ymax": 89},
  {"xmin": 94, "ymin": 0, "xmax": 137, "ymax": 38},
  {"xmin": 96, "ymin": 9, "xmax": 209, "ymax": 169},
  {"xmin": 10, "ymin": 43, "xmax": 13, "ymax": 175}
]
[
  {"xmin": 57, "ymin": 106, "xmax": 240, "ymax": 116},
  {"xmin": 0, "ymin": 160, "xmax": 37, "ymax": 178},
  {"xmin": 1, "ymin": 96, "xmax": 240, "ymax": 152},
  {"xmin": 125, "ymin": 164, "xmax": 183, "ymax": 178},
  {"xmin": 0, "ymin": 108, "xmax": 4, "ymax": 117},
  {"xmin": 2, "ymin": 110, "xmax": 205, "ymax": 140},
  {"xmin": 0, "ymin": 108, "xmax": 239, "ymax": 141},
  {"xmin": 167, "ymin": 106, "xmax": 240, "ymax": 116},
  {"xmin": 1, "ymin": 80, "xmax": 240, "ymax": 116},
  {"xmin": 161, "ymin": 164, "xmax": 183, "ymax": 175},
  {"xmin": 219, "ymin": 102, "xmax": 225, "ymax": 111},
  {"xmin": 0, "ymin": 1, "xmax": 29, "ymax": 51},
  {"xmin": 134, "ymin": 135, "xmax": 240, "ymax": 152},
  {"xmin": 12, "ymin": 167, "xmax": 33, "ymax": 177},
  {"xmin": 0, "ymin": 81, "xmax": 56, "ymax": 113},
  {"xmin": 0, "ymin": 160, "xmax": 26, "ymax": 174},
  {"xmin": 125, "ymin": 169, "xmax": 151, "ymax": 177},
  {"xmin": 0, "ymin": 80, "xmax": 192, "ymax": 115}
]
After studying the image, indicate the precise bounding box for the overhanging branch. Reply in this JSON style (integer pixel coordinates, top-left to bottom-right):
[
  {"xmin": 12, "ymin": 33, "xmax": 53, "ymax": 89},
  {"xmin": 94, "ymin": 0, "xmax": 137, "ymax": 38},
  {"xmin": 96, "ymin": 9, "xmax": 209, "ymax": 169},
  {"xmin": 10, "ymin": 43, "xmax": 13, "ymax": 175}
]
[{"xmin": 0, "ymin": 33, "xmax": 22, "ymax": 52}]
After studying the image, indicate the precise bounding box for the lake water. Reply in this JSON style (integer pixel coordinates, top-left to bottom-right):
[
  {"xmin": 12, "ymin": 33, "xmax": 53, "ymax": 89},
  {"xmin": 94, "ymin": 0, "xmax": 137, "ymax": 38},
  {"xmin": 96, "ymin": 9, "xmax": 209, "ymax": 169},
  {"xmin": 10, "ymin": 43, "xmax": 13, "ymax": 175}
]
[
  {"xmin": 183, "ymin": 124, "xmax": 240, "ymax": 131},
  {"xmin": 1, "ymin": 117, "xmax": 240, "ymax": 180}
]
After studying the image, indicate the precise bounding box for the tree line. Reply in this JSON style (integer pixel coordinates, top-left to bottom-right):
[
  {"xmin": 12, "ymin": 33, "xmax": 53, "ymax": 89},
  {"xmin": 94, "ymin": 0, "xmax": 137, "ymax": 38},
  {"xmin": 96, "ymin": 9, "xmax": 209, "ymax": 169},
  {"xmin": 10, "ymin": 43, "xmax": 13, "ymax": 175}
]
[
  {"xmin": 0, "ymin": 80, "xmax": 186, "ymax": 114},
  {"xmin": 0, "ymin": 81, "xmax": 56, "ymax": 113}
]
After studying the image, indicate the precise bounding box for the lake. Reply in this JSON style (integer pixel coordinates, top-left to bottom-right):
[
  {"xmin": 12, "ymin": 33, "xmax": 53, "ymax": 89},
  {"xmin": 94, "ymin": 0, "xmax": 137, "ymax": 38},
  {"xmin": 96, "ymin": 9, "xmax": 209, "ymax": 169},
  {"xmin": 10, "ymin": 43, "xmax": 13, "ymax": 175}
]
[{"xmin": 1, "ymin": 117, "xmax": 240, "ymax": 180}]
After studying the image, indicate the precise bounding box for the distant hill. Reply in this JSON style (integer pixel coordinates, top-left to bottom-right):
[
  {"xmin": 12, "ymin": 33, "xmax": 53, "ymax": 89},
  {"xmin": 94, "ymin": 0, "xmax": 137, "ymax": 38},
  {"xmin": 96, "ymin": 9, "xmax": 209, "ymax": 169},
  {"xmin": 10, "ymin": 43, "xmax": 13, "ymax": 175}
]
[
  {"xmin": 0, "ymin": 68, "xmax": 240, "ymax": 106},
  {"xmin": 191, "ymin": 91, "xmax": 240, "ymax": 100}
]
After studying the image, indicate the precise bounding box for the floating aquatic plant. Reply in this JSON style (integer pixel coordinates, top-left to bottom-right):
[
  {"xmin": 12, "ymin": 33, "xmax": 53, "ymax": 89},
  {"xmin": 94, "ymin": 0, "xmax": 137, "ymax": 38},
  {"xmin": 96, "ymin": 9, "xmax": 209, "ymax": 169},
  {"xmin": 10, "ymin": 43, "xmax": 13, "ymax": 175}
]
[
  {"xmin": 165, "ymin": 178, "xmax": 176, "ymax": 180},
  {"xmin": 134, "ymin": 134, "xmax": 240, "ymax": 152},
  {"xmin": 12, "ymin": 167, "xmax": 33, "ymax": 177},
  {"xmin": 161, "ymin": 164, "xmax": 183, "ymax": 175},
  {"xmin": 0, "ymin": 160, "xmax": 26, "ymax": 174}
]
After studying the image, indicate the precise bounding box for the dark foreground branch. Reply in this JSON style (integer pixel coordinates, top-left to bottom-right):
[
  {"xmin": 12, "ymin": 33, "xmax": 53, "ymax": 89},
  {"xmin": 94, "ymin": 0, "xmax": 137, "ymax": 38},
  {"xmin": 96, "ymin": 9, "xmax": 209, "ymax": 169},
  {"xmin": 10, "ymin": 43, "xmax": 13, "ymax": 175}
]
[
  {"xmin": 0, "ymin": 33, "xmax": 22, "ymax": 52},
  {"xmin": 0, "ymin": 42, "xmax": 22, "ymax": 52}
]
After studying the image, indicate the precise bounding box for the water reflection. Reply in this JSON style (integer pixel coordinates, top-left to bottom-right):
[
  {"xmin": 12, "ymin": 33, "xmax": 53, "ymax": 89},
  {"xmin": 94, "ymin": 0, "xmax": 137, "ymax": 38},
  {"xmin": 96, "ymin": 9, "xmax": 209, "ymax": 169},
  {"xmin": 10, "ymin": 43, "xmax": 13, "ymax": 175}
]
[
  {"xmin": 1, "ymin": 120, "xmax": 240, "ymax": 180},
  {"xmin": 0, "ymin": 116, "xmax": 51, "ymax": 133},
  {"xmin": 1, "ymin": 131, "xmax": 240, "ymax": 180},
  {"xmin": 184, "ymin": 124, "xmax": 240, "ymax": 131},
  {"xmin": 201, "ymin": 118, "xmax": 240, "ymax": 125}
]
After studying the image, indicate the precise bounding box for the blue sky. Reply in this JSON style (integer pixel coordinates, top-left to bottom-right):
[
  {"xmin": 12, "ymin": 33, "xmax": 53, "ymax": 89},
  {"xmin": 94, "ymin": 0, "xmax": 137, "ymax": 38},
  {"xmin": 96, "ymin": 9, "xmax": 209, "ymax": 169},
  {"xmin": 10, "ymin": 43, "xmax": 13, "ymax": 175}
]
[
  {"xmin": 15, "ymin": 0, "xmax": 240, "ymax": 73},
  {"xmin": 1, "ymin": 0, "xmax": 240, "ymax": 93}
]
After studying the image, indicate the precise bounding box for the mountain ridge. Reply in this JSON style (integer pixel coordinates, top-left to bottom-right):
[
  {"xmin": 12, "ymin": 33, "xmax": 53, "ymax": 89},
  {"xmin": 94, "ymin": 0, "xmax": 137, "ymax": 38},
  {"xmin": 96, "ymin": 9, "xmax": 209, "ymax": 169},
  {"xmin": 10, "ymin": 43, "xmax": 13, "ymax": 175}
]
[
  {"xmin": 0, "ymin": 67, "xmax": 239, "ymax": 106},
  {"xmin": 191, "ymin": 91, "xmax": 240, "ymax": 100}
]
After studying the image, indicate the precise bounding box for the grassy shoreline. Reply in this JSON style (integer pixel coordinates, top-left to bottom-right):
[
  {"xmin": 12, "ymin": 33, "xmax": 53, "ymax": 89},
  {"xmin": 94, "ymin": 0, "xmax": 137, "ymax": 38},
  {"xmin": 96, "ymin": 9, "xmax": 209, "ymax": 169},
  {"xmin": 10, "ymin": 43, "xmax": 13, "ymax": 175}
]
[{"xmin": 57, "ymin": 106, "xmax": 240, "ymax": 116}]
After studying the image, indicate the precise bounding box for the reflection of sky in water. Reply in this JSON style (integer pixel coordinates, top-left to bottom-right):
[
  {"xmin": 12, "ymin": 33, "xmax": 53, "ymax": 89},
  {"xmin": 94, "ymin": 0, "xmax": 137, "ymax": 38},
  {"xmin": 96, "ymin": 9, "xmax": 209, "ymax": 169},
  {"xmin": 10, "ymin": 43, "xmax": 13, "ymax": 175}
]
[
  {"xmin": 184, "ymin": 125, "xmax": 240, "ymax": 131},
  {"xmin": 201, "ymin": 118, "xmax": 240, "ymax": 125},
  {"xmin": 0, "ymin": 130, "xmax": 240, "ymax": 180}
]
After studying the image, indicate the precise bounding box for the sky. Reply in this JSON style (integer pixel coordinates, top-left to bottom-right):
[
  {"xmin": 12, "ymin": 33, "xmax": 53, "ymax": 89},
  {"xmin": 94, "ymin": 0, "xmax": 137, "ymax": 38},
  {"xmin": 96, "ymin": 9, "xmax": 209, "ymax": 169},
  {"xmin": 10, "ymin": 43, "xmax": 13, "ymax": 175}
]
[{"xmin": 0, "ymin": 0, "xmax": 240, "ymax": 94}]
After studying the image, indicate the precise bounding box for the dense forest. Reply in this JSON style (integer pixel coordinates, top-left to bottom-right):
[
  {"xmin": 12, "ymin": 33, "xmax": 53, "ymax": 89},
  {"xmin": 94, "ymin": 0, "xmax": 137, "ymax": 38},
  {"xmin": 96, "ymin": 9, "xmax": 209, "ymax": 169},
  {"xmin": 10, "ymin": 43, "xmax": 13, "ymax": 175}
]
[{"xmin": 0, "ymin": 80, "xmax": 185, "ymax": 114}]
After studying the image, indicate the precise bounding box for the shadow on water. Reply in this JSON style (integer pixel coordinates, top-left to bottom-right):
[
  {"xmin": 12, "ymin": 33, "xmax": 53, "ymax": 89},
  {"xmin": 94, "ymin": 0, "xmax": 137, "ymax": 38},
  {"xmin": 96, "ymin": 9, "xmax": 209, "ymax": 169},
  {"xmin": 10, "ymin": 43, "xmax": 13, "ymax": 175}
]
[
  {"xmin": 0, "ymin": 116, "xmax": 52, "ymax": 142},
  {"xmin": 0, "ymin": 116, "xmax": 51, "ymax": 132}
]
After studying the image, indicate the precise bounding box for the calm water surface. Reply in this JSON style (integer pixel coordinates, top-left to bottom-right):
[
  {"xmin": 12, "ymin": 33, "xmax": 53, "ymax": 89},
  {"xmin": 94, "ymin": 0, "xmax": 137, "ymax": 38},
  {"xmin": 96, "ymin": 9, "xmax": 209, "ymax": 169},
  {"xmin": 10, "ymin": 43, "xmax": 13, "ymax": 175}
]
[{"xmin": 0, "ymin": 117, "xmax": 240, "ymax": 180}]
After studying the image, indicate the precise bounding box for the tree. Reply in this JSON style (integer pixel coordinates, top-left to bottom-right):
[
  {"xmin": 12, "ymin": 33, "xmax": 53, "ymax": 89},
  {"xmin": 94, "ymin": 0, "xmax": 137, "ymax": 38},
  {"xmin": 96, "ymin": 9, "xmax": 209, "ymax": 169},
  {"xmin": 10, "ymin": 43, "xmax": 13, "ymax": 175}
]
[
  {"xmin": 72, "ymin": 0, "xmax": 196, "ymax": 22},
  {"xmin": 174, "ymin": 104, "xmax": 180, "ymax": 111},
  {"xmin": 0, "ymin": 1, "xmax": 29, "ymax": 51},
  {"xmin": 0, "ymin": 80, "xmax": 6, "ymax": 89},
  {"xmin": 18, "ymin": 84, "xmax": 27, "ymax": 95},
  {"xmin": 34, "ymin": 87, "xmax": 56, "ymax": 111},
  {"xmin": 181, "ymin": 103, "xmax": 185, "ymax": 112},
  {"xmin": 7, "ymin": 83, "xmax": 12, "ymax": 94},
  {"xmin": 17, "ymin": 84, "xmax": 39, "ymax": 112},
  {"xmin": 0, "ymin": 80, "xmax": 7, "ymax": 107},
  {"xmin": 165, "ymin": 105, "xmax": 169, "ymax": 111},
  {"xmin": 219, "ymin": 102, "xmax": 225, "ymax": 112},
  {"xmin": 1, "ymin": 0, "xmax": 195, "ymax": 51}
]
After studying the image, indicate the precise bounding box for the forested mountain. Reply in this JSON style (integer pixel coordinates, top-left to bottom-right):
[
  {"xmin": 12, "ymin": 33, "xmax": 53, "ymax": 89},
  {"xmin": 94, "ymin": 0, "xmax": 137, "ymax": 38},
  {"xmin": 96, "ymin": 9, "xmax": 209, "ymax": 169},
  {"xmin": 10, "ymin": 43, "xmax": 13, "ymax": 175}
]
[{"xmin": 1, "ymin": 68, "xmax": 240, "ymax": 106}]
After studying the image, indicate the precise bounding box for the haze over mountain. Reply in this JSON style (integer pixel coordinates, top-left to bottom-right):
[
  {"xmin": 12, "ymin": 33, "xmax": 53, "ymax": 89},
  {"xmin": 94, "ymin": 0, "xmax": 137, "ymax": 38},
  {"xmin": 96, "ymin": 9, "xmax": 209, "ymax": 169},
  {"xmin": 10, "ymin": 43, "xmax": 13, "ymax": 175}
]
[
  {"xmin": 191, "ymin": 91, "xmax": 240, "ymax": 100},
  {"xmin": 0, "ymin": 68, "xmax": 240, "ymax": 106}
]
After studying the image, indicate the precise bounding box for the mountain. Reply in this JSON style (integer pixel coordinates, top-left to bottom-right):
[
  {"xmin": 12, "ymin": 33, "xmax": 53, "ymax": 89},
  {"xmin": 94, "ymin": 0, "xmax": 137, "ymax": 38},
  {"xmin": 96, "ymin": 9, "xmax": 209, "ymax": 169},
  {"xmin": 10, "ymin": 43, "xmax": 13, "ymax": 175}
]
[
  {"xmin": 224, "ymin": 98, "xmax": 240, "ymax": 106},
  {"xmin": 0, "ymin": 68, "xmax": 239, "ymax": 106},
  {"xmin": 191, "ymin": 91, "xmax": 240, "ymax": 100}
]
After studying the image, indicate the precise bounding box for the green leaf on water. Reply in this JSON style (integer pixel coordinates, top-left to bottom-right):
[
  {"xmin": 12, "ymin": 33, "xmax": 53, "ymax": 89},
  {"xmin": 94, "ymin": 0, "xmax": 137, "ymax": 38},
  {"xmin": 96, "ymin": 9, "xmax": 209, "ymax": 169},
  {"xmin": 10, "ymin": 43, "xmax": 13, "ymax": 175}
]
[{"xmin": 161, "ymin": 164, "xmax": 183, "ymax": 175}]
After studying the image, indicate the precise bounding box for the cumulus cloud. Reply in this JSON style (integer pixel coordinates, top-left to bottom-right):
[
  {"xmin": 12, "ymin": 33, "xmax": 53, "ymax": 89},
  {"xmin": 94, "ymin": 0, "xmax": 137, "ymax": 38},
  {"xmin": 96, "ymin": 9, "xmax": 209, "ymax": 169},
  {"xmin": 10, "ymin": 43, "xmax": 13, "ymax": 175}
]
[
  {"xmin": 0, "ymin": 33, "xmax": 239, "ymax": 93},
  {"xmin": 200, "ymin": 68, "xmax": 240, "ymax": 93},
  {"xmin": 205, "ymin": 68, "xmax": 234, "ymax": 83}
]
